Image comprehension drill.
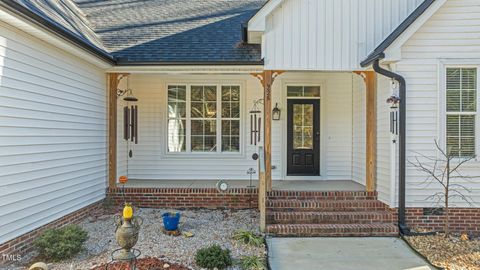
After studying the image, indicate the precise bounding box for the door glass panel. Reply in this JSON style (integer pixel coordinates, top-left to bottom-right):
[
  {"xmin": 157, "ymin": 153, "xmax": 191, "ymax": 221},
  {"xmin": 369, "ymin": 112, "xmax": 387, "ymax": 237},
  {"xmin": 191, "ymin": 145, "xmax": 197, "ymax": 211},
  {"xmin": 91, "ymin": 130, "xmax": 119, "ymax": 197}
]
[{"xmin": 293, "ymin": 104, "xmax": 314, "ymax": 150}]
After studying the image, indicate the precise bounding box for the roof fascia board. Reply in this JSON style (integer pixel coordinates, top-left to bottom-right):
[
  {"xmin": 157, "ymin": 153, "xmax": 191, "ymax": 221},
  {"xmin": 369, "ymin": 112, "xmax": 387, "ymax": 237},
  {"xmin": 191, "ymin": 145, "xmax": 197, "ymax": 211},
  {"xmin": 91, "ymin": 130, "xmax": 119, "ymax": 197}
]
[
  {"xmin": 383, "ymin": 0, "xmax": 447, "ymax": 60},
  {"xmin": 0, "ymin": 1, "xmax": 114, "ymax": 68},
  {"xmin": 248, "ymin": 0, "xmax": 283, "ymax": 32},
  {"xmin": 107, "ymin": 65, "xmax": 264, "ymax": 74}
]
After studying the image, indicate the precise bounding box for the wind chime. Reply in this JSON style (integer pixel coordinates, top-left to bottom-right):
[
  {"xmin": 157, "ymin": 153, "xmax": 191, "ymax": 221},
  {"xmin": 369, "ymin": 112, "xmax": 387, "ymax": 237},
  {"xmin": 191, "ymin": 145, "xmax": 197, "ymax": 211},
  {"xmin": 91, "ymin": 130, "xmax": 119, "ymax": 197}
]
[
  {"xmin": 250, "ymin": 99, "xmax": 263, "ymax": 145},
  {"xmin": 117, "ymin": 76, "xmax": 139, "ymax": 158},
  {"xmin": 387, "ymin": 80, "xmax": 400, "ymax": 143}
]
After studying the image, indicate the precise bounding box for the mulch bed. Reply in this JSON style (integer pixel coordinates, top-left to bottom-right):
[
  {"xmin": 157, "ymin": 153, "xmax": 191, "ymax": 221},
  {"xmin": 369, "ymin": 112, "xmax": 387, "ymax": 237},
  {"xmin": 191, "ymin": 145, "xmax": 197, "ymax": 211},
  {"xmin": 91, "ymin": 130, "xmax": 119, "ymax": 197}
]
[
  {"xmin": 92, "ymin": 257, "xmax": 190, "ymax": 270},
  {"xmin": 405, "ymin": 234, "xmax": 480, "ymax": 270}
]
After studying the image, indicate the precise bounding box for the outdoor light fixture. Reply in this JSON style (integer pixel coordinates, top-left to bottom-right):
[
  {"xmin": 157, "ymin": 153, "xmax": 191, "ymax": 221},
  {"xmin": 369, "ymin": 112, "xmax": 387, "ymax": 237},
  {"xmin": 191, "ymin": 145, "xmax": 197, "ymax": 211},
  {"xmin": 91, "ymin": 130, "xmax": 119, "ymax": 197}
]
[
  {"xmin": 117, "ymin": 76, "xmax": 138, "ymax": 102},
  {"xmin": 272, "ymin": 103, "xmax": 281, "ymax": 120}
]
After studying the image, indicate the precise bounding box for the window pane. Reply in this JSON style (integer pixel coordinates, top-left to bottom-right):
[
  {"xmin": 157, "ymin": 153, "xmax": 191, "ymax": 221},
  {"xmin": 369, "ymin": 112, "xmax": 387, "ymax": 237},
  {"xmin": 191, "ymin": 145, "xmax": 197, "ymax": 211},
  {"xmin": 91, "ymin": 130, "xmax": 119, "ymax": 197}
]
[
  {"xmin": 288, "ymin": 86, "xmax": 320, "ymax": 97},
  {"xmin": 191, "ymin": 102, "xmax": 203, "ymax": 118},
  {"xmin": 293, "ymin": 104, "xmax": 314, "ymax": 150},
  {"xmin": 204, "ymin": 136, "xmax": 217, "ymax": 152},
  {"xmin": 462, "ymin": 90, "xmax": 477, "ymax": 112},
  {"xmin": 462, "ymin": 68, "xmax": 477, "ymax": 90},
  {"xmin": 191, "ymin": 86, "xmax": 203, "ymax": 101},
  {"xmin": 191, "ymin": 136, "xmax": 204, "ymax": 152},
  {"xmin": 167, "ymin": 119, "xmax": 186, "ymax": 152},
  {"xmin": 287, "ymin": 86, "xmax": 303, "ymax": 97},
  {"xmin": 205, "ymin": 120, "xmax": 216, "ymax": 135},
  {"xmin": 205, "ymin": 86, "xmax": 217, "ymax": 101},
  {"xmin": 304, "ymin": 86, "xmax": 320, "ymax": 97},
  {"xmin": 222, "ymin": 120, "xmax": 231, "ymax": 134},
  {"xmin": 231, "ymin": 120, "xmax": 240, "ymax": 135},
  {"xmin": 446, "ymin": 68, "xmax": 477, "ymax": 113},
  {"xmin": 167, "ymin": 85, "xmax": 187, "ymax": 152},
  {"xmin": 205, "ymin": 102, "xmax": 217, "ymax": 118},
  {"xmin": 222, "ymin": 102, "xmax": 231, "ymax": 118},
  {"xmin": 222, "ymin": 86, "xmax": 231, "ymax": 101},
  {"xmin": 191, "ymin": 120, "xmax": 204, "ymax": 136},
  {"xmin": 231, "ymin": 86, "xmax": 240, "ymax": 101},
  {"xmin": 446, "ymin": 90, "xmax": 460, "ymax": 112},
  {"xmin": 446, "ymin": 68, "xmax": 461, "ymax": 90},
  {"xmin": 221, "ymin": 86, "xmax": 240, "ymax": 152},
  {"xmin": 231, "ymin": 103, "xmax": 240, "ymax": 118},
  {"xmin": 447, "ymin": 115, "xmax": 476, "ymax": 157}
]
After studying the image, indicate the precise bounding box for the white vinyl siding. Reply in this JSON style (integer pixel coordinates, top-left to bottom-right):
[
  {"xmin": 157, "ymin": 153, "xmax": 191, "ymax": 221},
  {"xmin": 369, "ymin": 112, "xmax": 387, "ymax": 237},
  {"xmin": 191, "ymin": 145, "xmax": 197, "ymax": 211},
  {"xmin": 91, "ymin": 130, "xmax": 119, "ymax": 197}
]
[
  {"xmin": 395, "ymin": 0, "xmax": 480, "ymax": 207},
  {"xmin": 263, "ymin": 0, "xmax": 423, "ymax": 70},
  {"xmin": 0, "ymin": 22, "xmax": 107, "ymax": 244},
  {"xmin": 352, "ymin": 76, "xmax": 366, "ymax": 187},
  {"xmin": 118, "ymin": 72, "xmax": 359, "ymax": 181}
]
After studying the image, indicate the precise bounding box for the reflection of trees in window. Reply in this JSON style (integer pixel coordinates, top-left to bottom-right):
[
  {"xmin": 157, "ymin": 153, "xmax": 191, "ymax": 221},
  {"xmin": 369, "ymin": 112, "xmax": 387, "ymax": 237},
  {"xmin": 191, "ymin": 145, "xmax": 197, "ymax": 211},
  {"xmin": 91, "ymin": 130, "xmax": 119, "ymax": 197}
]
[{"xmin": 168, "ymin": 85, "xmax": 186, "ymax": 152}]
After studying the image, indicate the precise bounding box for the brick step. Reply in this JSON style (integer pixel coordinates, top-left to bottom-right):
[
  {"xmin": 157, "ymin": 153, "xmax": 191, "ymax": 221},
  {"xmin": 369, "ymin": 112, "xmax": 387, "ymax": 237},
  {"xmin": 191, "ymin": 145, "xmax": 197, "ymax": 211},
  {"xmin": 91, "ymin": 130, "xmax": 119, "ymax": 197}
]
[
  {"xmin": 267, "ymin": 199, "xmax": 387, "ymax": 211},
  {"xmin": 267, "ymin": 190, "xmax": 377, "ymax": 201},
  {"xmin": 266, "ymin": 223, "xmax": 398, "ymax": 237},
  {"xmin": 266, "ymin": 211, "xmax": 394, "ymax": 224}
]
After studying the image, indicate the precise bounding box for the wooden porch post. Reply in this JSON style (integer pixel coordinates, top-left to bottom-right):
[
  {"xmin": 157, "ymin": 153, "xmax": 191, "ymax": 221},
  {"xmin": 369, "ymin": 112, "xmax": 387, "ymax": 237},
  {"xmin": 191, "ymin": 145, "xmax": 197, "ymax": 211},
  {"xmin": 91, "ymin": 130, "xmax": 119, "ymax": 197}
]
[
  {"xmin": 108, "ymin": 73, "xmax": 128, "ymax": 188},
  {"xmin": 354, "ymin": 71, "xmax": 377, "ymax": 192},
  {"xmin": 251, "ymin": 70, "xmax": 283, "ymax": 192}
]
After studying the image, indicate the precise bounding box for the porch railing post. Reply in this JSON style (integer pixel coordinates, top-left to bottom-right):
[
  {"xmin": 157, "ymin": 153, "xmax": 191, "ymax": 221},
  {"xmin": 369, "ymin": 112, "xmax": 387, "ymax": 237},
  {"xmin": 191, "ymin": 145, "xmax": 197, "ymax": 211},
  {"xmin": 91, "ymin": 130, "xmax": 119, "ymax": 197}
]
[
  {"xmin": 354, "ymin": 71, "xmax": 377, "ymax": 192},
  {"xmin": 251, "ymin": 70, "xmax": 283, "ymax": 193},
  {"xmin": 258, "ymin": 146, "xmax": 266, "ymax": 232},
  {"xmin": 108, "ymin": 73, "xmax": 119, "ymax": 188}
]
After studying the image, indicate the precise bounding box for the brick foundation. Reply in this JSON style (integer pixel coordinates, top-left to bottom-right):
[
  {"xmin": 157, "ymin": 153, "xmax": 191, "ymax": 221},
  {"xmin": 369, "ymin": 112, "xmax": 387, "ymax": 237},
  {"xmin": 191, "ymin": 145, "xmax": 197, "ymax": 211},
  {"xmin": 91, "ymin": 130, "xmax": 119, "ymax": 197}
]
[
  {"xmin": 107, "ymin": 187, "xmax": 258, "ymax": 209},
  {"xmin": 0, "ymin": 200, "xmax": 103, "ymax": 264},
  {"xmin": 404, "ymin": 208, "xmax": 480, "ymax": 234}
]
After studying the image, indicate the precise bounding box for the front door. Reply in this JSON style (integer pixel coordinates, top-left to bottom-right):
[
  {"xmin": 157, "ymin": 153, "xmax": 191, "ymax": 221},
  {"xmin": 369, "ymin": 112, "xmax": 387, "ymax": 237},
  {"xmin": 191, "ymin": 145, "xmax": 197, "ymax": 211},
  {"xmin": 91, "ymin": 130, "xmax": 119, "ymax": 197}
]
[{"xmin": 287, "ymin": 99, "xmax": 320, "ymax": 176}]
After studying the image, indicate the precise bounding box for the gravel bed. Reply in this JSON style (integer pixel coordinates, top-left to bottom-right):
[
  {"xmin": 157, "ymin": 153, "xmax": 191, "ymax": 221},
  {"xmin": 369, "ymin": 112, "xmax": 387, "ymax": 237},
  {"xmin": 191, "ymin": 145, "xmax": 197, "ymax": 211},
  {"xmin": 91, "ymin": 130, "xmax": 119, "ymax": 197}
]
[
  {"xmin": 405, "ymin": 234, "xmax": 480, "ymax": 270},
  {"xmin": 11, "ymin": 208, "xmax": 265, "ymax": 270}
]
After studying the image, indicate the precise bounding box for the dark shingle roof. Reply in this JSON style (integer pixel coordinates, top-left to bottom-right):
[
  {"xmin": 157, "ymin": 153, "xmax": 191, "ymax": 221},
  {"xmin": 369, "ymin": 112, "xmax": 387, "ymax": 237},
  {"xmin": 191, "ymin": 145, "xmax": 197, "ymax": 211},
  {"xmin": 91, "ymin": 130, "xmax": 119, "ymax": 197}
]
[
  {"xmin": 1, "ymin": 0, "xmax": 114, "ymax": 63},
  {"xmin": 74, "ymin": 0, "xmax": 265, "ymax": 64}
]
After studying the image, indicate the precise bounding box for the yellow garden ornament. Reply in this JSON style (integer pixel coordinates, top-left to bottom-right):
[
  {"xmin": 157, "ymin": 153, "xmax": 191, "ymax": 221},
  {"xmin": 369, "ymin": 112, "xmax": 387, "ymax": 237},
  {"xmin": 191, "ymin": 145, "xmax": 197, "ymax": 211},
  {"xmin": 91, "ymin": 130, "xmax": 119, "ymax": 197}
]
[{"xmin": 123, "ymin": 203, "xmax": 133, "ymax": 220}]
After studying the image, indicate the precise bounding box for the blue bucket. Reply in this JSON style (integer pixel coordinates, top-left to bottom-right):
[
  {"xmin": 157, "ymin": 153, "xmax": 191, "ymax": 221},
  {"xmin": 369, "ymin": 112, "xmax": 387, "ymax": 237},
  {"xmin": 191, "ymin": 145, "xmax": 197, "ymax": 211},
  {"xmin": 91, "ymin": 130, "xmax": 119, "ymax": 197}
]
[{"xmin": 162, "ymin": 212, "xmax": 181, "ymax": 231}]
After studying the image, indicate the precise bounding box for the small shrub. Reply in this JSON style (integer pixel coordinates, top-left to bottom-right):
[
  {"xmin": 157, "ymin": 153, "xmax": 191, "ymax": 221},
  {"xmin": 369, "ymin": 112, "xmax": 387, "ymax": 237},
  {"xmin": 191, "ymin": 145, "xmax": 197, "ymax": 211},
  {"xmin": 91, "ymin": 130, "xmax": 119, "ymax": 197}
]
[
  {"xmin": 34, "ymin": 225, "xmax": 88, "ymax": 261},
  {"xmin": 195, "ymin": 244, "xmax": 232, "ymax": 269},
  {"xmin": 233, "ymin": 230, "xmax": 264, "ymax": 247},
  {"xmin": 240, "ymin": 255, "xmax": 266, "ymax": 270}
]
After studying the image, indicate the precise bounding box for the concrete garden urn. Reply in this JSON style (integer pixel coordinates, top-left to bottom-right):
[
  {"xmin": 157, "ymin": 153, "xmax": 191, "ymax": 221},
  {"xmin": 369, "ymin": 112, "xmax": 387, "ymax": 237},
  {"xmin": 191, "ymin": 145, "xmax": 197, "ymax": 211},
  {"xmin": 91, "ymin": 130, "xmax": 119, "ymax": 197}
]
[{"xmin": 114, "ymin": 204, "xmax": 143, "ymax": 261}]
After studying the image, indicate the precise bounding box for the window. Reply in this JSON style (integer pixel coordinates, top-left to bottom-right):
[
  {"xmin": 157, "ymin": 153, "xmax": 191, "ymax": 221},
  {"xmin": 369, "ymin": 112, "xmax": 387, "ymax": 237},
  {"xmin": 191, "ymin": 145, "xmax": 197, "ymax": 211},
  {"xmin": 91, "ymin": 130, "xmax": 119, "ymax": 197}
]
[
  {"xmin": 287, "ymin": 86, "xmax": 320, "ymax": 97},
  {"xmin": 445, "ymin": 67, "xmax": 477, "ymax": 157},
  {"xmin": 167, "ymin": 85, "xmax": 186, "ymax": 152},
  {"xmin": 221, "ymin": 86, "xmax": 240, "ymax": 152},
  {"xmin": 167, "ymin": 84, "xmax": 241, "ymax": 153}
]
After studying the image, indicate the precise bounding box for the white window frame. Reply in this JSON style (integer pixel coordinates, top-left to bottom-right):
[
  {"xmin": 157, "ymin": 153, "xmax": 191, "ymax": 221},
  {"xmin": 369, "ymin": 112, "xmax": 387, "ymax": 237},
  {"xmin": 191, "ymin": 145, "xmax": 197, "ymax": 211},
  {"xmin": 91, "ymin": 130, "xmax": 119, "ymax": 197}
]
[
  {"xmin": 439, "ymin": 61, "xmax": 480, "ymax": 160},
  {"xmin": 165, "ymin": 82, "xmax": 243, "ymax": 156}
]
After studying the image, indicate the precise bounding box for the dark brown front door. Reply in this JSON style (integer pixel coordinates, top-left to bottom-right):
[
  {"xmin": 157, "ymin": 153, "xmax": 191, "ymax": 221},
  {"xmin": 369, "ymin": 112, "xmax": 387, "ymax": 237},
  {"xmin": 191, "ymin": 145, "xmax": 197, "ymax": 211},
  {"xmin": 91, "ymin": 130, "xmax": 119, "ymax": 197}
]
[{"xmin": 287, "ymin": 99, "xmax": 320, "ymax": 176}]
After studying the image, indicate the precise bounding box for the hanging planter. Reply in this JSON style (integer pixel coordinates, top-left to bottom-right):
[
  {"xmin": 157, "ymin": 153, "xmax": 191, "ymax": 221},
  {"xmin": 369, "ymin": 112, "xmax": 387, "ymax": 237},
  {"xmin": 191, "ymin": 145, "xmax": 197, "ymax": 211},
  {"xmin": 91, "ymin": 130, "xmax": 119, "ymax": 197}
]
[{"xmin": 162, "ymin": 212, "xmax": 181, "ymax": 231}]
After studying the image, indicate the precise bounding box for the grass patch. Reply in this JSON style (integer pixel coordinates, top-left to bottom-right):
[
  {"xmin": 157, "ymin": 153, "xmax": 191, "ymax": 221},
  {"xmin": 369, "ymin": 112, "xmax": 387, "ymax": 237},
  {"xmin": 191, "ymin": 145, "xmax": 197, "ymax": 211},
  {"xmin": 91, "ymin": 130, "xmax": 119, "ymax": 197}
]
[{"xmin": 233, "ymin": 230, "xmax": 264, "ymax": 247}]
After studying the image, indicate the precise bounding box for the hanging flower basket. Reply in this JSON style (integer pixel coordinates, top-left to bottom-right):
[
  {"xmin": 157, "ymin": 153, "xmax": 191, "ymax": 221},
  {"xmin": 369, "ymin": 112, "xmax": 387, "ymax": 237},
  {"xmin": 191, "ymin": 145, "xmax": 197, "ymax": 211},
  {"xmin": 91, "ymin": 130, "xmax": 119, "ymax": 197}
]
[{"xmin": 162, "ymin": 212, "xmax": 181, "ymax": 231}]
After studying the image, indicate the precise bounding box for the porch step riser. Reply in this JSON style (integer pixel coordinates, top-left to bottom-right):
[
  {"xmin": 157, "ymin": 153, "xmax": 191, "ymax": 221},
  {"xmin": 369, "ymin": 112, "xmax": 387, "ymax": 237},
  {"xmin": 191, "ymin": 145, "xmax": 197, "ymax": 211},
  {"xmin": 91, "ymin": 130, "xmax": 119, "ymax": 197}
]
[
  {"xmin": 267, "ymin": 191, "xmax": 377, "ymax": 201},
  {"xmin": 267, "ymin": 212, "xmax": 394, "ymax": 225},
  {"xmin": 266, "ymin": 224, "xmax": 398, "ymax": 237},
  {"xmin": 267, "ymin": 200, "xmax": 387, "ymax": 212}
]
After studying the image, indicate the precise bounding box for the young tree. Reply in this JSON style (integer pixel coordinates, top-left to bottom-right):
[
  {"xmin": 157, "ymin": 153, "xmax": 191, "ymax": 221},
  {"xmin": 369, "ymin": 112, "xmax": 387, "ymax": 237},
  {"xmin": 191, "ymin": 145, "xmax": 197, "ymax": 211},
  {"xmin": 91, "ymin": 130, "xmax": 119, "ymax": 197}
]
[{"xmin": 409, "ymin": 140, "xmax": 477, "ymax": 237}]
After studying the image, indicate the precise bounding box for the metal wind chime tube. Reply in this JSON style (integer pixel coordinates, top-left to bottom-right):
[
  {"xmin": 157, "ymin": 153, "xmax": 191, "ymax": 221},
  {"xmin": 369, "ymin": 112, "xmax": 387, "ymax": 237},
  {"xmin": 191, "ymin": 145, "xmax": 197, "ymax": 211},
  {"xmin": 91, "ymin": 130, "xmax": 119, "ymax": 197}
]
[
  {"xmin": 123, "ymin": 105, "xmax": 138, "ymax": 144},
  {"xmin": 250, "ymin": 99, "xmax": 263, "ymax": 145}
]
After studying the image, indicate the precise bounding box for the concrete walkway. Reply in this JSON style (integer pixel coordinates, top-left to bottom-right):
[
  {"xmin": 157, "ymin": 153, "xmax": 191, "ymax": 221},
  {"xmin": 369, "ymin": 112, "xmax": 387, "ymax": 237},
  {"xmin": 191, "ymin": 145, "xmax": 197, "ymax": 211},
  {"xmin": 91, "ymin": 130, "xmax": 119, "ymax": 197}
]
[{"xmin": 267, "ymin": 237, "xmax": 434, "ymax": 270}]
